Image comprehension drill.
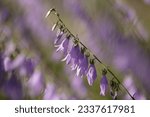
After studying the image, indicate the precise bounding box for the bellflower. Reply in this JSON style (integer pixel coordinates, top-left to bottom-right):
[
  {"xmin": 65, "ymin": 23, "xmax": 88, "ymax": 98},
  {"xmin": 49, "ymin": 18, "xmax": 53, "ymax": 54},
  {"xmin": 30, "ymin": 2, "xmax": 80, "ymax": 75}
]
[
  {"xmin": 62, "ymin": 44, "xmax": 80, "ymax": 67},
  {"xmin": 86, "ymin": 63, "xmax": 97, "ymax": 86},
  {"xmin": 76, "ymin": 55, "xmax": 88, "ymax": 78},
  {"xmin": 100, "ymin": 75, "xmax": 108, "ymax": 96},
  {"xmin": 54, "ymin": 29, "xmax": 64, "ymax": 45},
  {"xmin": 62, "ymin": 53, "xmax": 72, "ymax": 64},
  {"xmin": 70, "ymin": 45, "xmax": 81, "ymax": 70},
  {"xmin": 55, "ymin": 37, "xmax": 69, "ymax": 55}
]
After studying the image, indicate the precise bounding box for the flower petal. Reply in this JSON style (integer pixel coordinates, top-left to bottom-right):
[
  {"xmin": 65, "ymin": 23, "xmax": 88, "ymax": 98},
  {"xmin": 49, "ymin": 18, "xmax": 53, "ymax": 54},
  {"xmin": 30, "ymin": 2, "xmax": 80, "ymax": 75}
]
[
  {"xmin": 100, "ymin": 75, "xmax": 108, "ymax": 96},
  {"xmin": 86, "ymin": 64, "xmax": 97, "ymax": 86}
]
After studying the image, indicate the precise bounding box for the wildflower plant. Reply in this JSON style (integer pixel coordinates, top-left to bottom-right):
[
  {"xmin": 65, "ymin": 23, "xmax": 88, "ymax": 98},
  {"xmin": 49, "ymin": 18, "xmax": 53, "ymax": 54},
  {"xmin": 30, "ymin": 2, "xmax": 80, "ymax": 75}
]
[{"xmin": 46, "ymin": 8, "xmax": 135, "ymax": 100}]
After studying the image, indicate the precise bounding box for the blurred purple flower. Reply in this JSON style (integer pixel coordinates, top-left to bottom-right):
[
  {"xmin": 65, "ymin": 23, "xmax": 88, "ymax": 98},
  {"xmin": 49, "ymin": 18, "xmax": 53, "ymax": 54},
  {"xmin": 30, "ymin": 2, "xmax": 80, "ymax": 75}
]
[
  {"xmin": 17, "ymin": 0, "xmax": 53, "ymax": 43},
  {"xmin": 72, "ymin": 75, "xmax": 87, "ymax": 97},
  {"xmin": 65, "ymin": 66, "xmax": 87, "ymax": 98},
  {"xmin": 144, "ymin": 0, "xmax": 150, "ymax": 5},
  {"xmin": 100, "ymin": 75, "xmax": 108, "ymax": 96},
  {"xmin": 43, "ymin": 84, "xmax": 59, "ymax": 100},
  {"xmin": 3, "ymin": 57, "xmax": 11, "ymax": 71},
  {"xmin": 86, "ymin": 63, "xmax": 97, "ymax": 86},
  {"xmin": 133, "ymin": 91, "xmax": 146, "ymax": 100},
  {"xmin": 27, "ymin": 69, "xmax": 45, "ymax": 97},
  {"xmin": 123, "ymin": 75, "xmax": 146, "ymax": 100},
  {"xmin": 0, "ymin": 8, "xmax": 10, "ymax": 23},
  {"xmin": 63, "ymin": 0, "xmax": 93, "ymax": 27},
  {"xmin": 55, "ymin": 37, "xmax": 69, "ymax": 55},
  {"xmin": 19, "ymin": 58, "xmax": 35, "ymax": 77},
  {"xmin": 4, "ymin": 54, "xmax": 25, "ymax": 72},
  {"xmin": 114, "ymin": 0, "xmax": 137, "ymax": 23},
  {"xmin": 3, "ymin": 73, "xmax": 23, "ymax": 99}
]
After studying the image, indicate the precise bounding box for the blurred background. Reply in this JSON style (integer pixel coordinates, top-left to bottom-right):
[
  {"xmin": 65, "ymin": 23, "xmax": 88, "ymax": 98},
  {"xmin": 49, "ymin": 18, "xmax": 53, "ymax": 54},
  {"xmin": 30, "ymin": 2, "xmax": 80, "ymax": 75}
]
[{"xmin": 0, "ymin": 0, "xmax": 150, "ymax": 100}]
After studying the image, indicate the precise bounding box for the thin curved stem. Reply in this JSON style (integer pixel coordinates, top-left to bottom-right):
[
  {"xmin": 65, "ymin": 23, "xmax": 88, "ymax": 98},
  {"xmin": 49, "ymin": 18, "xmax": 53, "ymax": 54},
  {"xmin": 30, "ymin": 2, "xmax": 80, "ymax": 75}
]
[{"xmin": 46, "ymin": 8, "xmax": 135, "ymax": 100}]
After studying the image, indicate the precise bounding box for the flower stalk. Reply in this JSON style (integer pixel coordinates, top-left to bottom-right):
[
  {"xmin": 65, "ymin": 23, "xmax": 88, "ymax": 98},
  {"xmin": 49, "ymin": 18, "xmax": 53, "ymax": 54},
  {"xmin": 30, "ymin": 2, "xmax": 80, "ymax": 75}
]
[{"xmin": 46, "ymin": 8, "xmax": 135, "ymax": 100}]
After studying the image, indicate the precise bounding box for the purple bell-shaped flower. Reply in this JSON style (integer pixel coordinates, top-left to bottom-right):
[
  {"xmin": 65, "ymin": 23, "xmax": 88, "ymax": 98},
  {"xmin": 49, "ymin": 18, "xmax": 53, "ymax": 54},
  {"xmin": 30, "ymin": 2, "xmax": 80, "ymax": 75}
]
[
  {"xmin": 100, "ymin": 75, "xmax": 108, "ymax": 96},
  {"xmin": 55, "ymin": 36, "xmax": 69, "ymax": 55},
  {"xmin": 86, "ymin": 61, "xmax": 97, "ymax": 86}
]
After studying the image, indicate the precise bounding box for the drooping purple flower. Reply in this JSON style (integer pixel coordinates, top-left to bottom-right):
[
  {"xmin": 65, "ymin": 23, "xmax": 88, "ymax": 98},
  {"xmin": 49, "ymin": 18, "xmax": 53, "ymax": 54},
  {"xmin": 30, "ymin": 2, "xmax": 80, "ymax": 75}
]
[
  {"xmin": 86, "ymin": 63, "xmax": 97, "ymax": 86},
  {"xmin": 3, "ymin": 73, "xmax": 23, "ymax": 99},
  {"xmin": 76, "ymin": 55, "xmax": 88, "ymax": 78},
  {"xmin": 55, "ymin": 37, "xmax": 69, "ymax": 55},
  {"xmin": 62, "ymin": 44, "xmax": 81, "ymax": 67},
  {"xmin": 54, "ymin": 29, "xmax": 64, "ymax": 45},
  {"xmin": 62, "ymin": 53, "xmax": 72, "ymax": 64},
  {"xmin": 70, "ymin": 45, "xmax": 82, "ymax": 70},
  {"xmin": 100, "ymin": 75, "xmax": 108, "ymax": 96}
]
